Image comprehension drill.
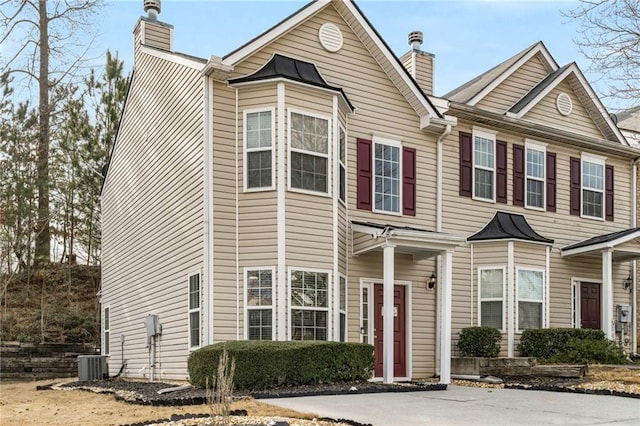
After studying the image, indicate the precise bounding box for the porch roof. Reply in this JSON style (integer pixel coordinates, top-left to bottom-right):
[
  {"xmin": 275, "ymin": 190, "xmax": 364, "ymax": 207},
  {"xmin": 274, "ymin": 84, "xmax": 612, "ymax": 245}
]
[
  {"xmin": 561, "ymin": 227, "xmax": 640, "ymax": 261},
  {"xmin": 351, "ymin": 220, "xmax": 465, "ymax": 260}
]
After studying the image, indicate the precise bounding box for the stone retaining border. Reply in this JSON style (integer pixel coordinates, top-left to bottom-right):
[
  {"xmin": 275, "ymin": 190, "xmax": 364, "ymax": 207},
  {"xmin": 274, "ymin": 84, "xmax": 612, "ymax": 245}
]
[{"xmin": 504, "ymin": 383, "xmax": 640, "ymax": 399}]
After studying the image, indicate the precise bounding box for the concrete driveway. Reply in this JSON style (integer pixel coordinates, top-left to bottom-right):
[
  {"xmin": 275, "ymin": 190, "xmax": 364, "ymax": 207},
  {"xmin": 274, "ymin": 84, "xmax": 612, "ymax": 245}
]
[{"xmin": 263, "ymin": 385, "xmax": 640, "ymax": 425}]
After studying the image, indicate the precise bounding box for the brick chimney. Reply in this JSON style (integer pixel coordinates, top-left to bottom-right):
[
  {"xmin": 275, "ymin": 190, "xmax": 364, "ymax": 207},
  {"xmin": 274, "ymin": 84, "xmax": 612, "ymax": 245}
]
[
  {"xmin": 400, "ymin": 31, "xmax": 435, "ymax": 95},
  {"xmin": 133, "ymin": 0, "xmax": 173, "ymax": 53}
]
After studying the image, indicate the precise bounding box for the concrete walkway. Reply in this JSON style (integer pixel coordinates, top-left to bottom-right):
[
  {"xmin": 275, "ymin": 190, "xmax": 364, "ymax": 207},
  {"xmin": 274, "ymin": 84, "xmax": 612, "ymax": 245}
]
[{"xmin": 263, "ymin": 385, "xmax": 640, "ymax": 425}]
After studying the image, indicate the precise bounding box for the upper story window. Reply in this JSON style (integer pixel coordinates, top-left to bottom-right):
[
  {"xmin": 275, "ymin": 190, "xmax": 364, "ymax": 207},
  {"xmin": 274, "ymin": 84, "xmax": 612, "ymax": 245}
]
[
  {"xmin": 473, "ymin": 130, "xmax": 496, "ymax": 201},
  {"xmin": 374, "ymin": 138, "xmax": 401, "ymax": 214},
  {"xmin": 244, "ymin": 109, "xmax": 274, "ymax": 191},
  {"xmin": 582, "ymin": 157, "xmax": 604, "ymax": 219},
  {"xmin": 570, "ymin": 153, "xmax": 613, "ymax": 221},
  {"xmin": 338, "ymin": 126, "xmax": 346, "ymax": 204},
  {"xmin": 525, "ymin": 141, "xmax": 546, "ymax": 210},
  {"xmin": 289, "ymin": 111, "xmax": 330, "ymax": 194}
]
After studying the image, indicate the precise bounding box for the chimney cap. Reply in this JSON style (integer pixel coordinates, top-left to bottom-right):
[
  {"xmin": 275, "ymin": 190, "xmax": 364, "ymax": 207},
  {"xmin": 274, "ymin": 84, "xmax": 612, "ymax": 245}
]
[
  {"xmin": 143, "ymin": 0, "xmax": 161, "ymax": 20},
  {"xmin": 408, "ymin": 30, "xmax": 423, "ymax": 50}
]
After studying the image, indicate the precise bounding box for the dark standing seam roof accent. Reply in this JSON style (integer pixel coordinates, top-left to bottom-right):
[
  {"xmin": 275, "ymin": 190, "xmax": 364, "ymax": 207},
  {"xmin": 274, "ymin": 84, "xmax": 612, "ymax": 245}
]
[
  {"xmin": 351, "ymin": 220, "xmax": 435, "ymax": 234},
  {"xmin": 467, "ymin": 211, "xmax": 554, "ymax": 244},
  {"xmin": 562, "ymin": 227, "xmax": 640, "ymax": 252},
  {"xmin": 508, "ymin": 63, "xmax": 573, "ymax": 114},
  {"xmin": 228, "ymin": 54, "xmax": 355, "ymax": 111}
]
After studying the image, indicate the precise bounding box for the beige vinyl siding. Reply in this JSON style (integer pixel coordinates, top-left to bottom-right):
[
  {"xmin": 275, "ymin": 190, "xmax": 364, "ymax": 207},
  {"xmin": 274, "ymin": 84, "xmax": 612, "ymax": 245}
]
[
  {"xmin": 477, "ymin": 53, "xmax": 550, "ymax": 113},
  {"xmin": 101, "ymin": 50, "xmax": 204, "ymax": 380},
  {"xmin": 348, "ymin": 252, "xmax": 437, "ymax": 378},
  {"xmin": 522, "ymin": 77, "xmax": 606, "ymax": 139},
  {"xmin": 142, "ymin": 21, "xmax": 172, "ymax": 51},
  {"xmin": 399, "ymin": 52, "xmax": 412, "ymax": 75},
  {"xmin": 414, "ymin": 51, "xmax": 434, "ymax": 95},
  {"xmin": 211, "ymin": 81, "xmax": 241, "ymax": 342}
]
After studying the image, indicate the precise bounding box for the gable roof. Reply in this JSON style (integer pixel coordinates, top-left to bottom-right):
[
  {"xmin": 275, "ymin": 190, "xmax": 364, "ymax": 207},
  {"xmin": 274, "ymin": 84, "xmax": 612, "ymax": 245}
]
[
  {"xmin": 467, "ymin": 211, "xmax": 553, "ymax": 244},
  {"xmin": 618, "ymin": 106, "xmax": 640, "ymax": 132},
  {"xmin": 228, "ymin": 53, "xmax": 354, "ymax": 111},
  {"xmin": 217, "ymin": 0, "xmax": 445, "ymax": 124},
  {"xmin": 444, "ymin": 42, "xmax": 558, "ymax": 106}
]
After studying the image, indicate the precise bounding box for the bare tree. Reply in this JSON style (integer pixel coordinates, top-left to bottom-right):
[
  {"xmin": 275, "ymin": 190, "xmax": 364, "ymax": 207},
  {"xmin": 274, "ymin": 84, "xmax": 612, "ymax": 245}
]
[
  {"xmin": 565, "ymin": 0, "xmax": 640, "ymax": 108},
  {"xmin": 0, "ymin": 0, "xmax": 102, "ymax": 265}
]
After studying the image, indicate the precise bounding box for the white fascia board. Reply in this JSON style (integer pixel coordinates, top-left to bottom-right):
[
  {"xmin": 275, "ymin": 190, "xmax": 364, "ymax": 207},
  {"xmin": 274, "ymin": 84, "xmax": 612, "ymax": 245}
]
[
  {"xmin": 468, "ymin": 43, "xmax": 558, "ymax": 107},
  {"xmin": 139, "ymin": 45, "xmax": 205, "ymax": 70},
  {"xmin": 351, "ymin": 223, "xmax": 385, "ymax": 237},
  {"xmin": 340, "ymin": 0, "xmax": 441, "ymax": 120},
  {"xmin": 222, "ymin": 0, "xmax": 329, "ymax": 66}
]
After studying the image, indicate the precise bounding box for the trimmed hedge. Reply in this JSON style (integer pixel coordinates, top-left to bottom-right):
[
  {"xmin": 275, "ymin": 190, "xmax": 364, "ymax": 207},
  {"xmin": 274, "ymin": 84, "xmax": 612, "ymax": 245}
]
[
  {"xmin": 188, "ymin": 341, "xmax": 375, "ymax": 390},
  {"xmin": 457, "ymin": 326, "xmax": 501, "ymax": 357},
  {"xmin": 517, "ymin": 328, "xmax": 605, "ymax": 360},
  {"xmin": 547, "ymin": 338, "xmax": 628, "ymax": 365}
]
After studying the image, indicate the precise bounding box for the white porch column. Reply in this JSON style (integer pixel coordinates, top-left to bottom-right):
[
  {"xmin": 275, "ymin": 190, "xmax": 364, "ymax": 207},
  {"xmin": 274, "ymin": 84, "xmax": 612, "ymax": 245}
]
[
  {"xmin": 383, "ymin": 243, "xmax": 396, "ymax": 384},
  {"xmin": 602, "ymin": 249, "xmax": 614, "ymax": 339},
  {"xmin": 439, "ymin": 249, "xmax": 454, "ymax": 384}
]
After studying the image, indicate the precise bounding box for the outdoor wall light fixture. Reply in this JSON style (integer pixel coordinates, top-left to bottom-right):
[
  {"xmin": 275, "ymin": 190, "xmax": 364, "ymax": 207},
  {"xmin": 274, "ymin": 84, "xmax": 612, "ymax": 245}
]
[
  {"xmin": 623, "ymin": 275, "xmax": 633, "ymax": 291},
  {"xmin": 427, "ymin": 272, "xmax": 437, "ymax": 290}
]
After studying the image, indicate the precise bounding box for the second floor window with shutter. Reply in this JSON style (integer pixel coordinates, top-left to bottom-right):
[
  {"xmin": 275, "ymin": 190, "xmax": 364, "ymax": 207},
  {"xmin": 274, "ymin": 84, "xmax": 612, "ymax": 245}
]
[
  {"xmin": 374, "ymin": 140, "xmax": 401, "ymax": 214},
  {"xmin": 582, "ymin": 157, "xmax": 604, "ymax": 219},
  {"xmin": 525, "ymin": 143, "xmax": 546, "ymax": 209}
]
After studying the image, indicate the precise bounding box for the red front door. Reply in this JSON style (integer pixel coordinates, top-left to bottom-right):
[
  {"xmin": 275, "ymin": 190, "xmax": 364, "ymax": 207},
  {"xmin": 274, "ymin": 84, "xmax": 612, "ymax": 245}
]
[
  {"xmin": 373, "ymin": 284, "xmax": 406, "ymax": 378},
  {"xmin": 581, "ymin": 282, "xmax": 601, "ymax": 329}
]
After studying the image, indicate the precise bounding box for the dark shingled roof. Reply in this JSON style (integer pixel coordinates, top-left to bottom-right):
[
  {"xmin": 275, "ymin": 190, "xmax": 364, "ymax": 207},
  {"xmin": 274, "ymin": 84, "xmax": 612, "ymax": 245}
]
[
  {"xmin": 467, "ymin": 212, "xmax": 553, "ymax": 244},
  {"xmin": 508, "ymin": 63, "xmax": 572, "ymax": 114},
  {"xmin": 228, "ymin": 54, "xmax": 354, "ymax": 111},
  {"xmin": 562, "ymin": 227, "xmax": 640, "ymax": 252}
]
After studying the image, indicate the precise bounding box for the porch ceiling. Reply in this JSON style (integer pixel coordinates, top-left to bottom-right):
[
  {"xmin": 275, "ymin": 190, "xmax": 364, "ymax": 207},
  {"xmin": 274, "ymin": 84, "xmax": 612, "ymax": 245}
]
[{"xmin": 351, "ymin": 221, "xmax": 465, "ymax": 261}]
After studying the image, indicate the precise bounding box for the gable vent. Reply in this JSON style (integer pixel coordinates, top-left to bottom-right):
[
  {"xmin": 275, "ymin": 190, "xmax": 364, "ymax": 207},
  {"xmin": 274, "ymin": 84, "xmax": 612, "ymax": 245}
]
[
  {"xmin": 556, "ymin": 92, "xmax": 573, "ymax": 116},
  {"xmin": 318, "ymin": 23, "xmax": 343, "ymax": 53}
]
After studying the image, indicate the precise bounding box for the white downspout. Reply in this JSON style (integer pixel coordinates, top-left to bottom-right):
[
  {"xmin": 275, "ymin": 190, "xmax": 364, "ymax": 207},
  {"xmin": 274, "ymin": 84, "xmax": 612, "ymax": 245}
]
[
  {"xmin": 434, "ymin": 123, "xmax": 451, "ymax": 376},
  {"xmin": 632, "ymin": 159, "xmax": 639, "ymax": 354},
  {"xmin": 203, "ymin": 75, "xmax": 214, "ymax": 345},
  {"xmin": 235, "ymin": 87, "xmax": 240, "ymax": 341}
]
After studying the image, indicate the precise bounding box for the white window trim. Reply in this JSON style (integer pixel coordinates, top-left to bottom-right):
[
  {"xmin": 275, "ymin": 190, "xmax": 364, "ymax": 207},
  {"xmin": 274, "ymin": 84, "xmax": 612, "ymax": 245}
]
[
  {"xmin": 287, "ymin": 108, "xmax": 332, "ymax": 197},
  {"xmin": 188, "ymin": 271, "xmax": 201, "ymax": 350},
  {"xmin": 288, "ymin": 267, "xmax": 332, "ymax": 341},
  {"xmin": 243, "ymin": 266, "xmax": 276, "ymax": 341},
  {"xmin": 103, "ymin": 304, "xmax": 110, "ymax": 356},
  {"xmin": 477, "ymin": 266, "xmax": 506, "ymax": 333},
  {"xmin": 524, "ymin": 139, "xmax": 547, "ymax": 211},
  {"xmin": 580, "ymin": 153, "xmax": 606, "ymax": 221},
  {"xmin": 243, "ymin": 107, "xmax": 276, "ymax": 192},
  {"xmin": 337, "ymin": 274, "xmax": 347, "ymax": 342},
  {"xmin": 371, "ymin": 135, "xmax": 403, "ymax": 216},
  {"xmin": 515, "ymin": 267, "xmax": 545, "ymax": 334},
  {"xmin": 472, "ymin": 127, "xmax": 498, "ymax": 203},
  {"xmin": 359, "ymin": 282, "xmax": 372, "ymax": 344},
  {"xmin": 338, "ymin": 124, "xmax": 347, "ymax": 206}
]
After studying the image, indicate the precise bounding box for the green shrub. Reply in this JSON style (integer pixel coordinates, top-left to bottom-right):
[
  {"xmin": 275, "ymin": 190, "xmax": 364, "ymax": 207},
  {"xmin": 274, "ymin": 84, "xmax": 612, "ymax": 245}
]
[
  {"xmin": 547, "ymin": 338, "xmax": 628, "ymax": 365},
  {"xmin": 517, "ymin": 328, "xmax": 605, "ymax": 360},
  {"xmin": 188, "ymin": 340, "xmax": 375, "ymax": 390},
  {"xmin": 457, "ymin": 326, "xmax": 501, "ymax": 357}
]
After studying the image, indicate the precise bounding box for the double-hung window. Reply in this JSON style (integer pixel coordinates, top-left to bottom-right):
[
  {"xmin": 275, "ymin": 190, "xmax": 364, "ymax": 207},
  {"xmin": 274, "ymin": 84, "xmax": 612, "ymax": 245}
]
[
  {"xmin": 373, "ymin": 137, "xmax": 401, "ymax": 214},
  {"xmin": 188, "ymin": 273, "xmax": 201, "ymax": 348},
  {"xmin": 244, "ymin": 109, "xmax": 274, "ymax": 190},
  {"xmin": 473, "ymin": 130, "xmax": 496, "ymax": 201},
  {"xmin": 338, "ymin": 126, "xmax": 346, "ymax": 203},
  {"xmin": 103, "ymin": 306, "xmax": 110, "ymax": 355},
  {"xmin": 245, "ymin": 268, "xmax": 273, "ymax": 340},
  {"xmin": 525, "ymin": 142, "xmax": 546, "ymax": 209},
  {"xmin": 478, "ymin": 268, "xmax": 504, "ymax": 330},
  {"xmin": 290, "ymin": 270, "xmax": 329, "ymax": 341},
  {"xmin": 517, "ymin": 269, "xmax": 544, "ymax": 331},
  {"xmin": 582, "ymin": 156, "xmax": 604, "ymax": 219},
  {"xmin": 290, "ymin": 111, "xmax": 329, "ymax": 194}
]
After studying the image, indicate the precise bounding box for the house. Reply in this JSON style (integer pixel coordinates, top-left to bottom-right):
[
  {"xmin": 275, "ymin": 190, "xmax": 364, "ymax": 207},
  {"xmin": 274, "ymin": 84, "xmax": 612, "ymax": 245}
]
[{"xmin": 101, "ymin": 0, "xmax": 640, "ymax": 384}]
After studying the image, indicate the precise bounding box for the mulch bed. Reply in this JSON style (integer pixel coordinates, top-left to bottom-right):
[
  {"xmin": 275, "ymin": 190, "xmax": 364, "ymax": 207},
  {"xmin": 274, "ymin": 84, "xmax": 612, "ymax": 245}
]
[{"xmin": 46, "ymin": 379, "xmax": 446, "ymax": 406}]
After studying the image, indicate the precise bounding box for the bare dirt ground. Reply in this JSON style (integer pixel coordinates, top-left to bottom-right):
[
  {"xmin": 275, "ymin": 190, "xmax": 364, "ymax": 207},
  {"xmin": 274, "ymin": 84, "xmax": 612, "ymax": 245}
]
[{"xmin": 0, "ymin": 378, "xmax": 319, "ymax": 426}]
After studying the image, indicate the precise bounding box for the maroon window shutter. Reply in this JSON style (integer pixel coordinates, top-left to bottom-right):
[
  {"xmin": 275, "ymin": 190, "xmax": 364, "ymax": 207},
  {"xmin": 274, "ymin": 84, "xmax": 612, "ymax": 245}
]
[
  {"xmin": 605, "ymin": 165, "xmax": 614, "ymax": 221},
  {"xmin": 513, "ymin": 144, "xmax": 525, "ymax": 207},
  {"xmin": 402, "ymin": 147, "xmax": 416, "ymax": 216},
  {"xmin": 357, "ymin": 138, "xmax": 372, "ymax": 210},
  {"xmin": 496, "ymin": 140, "xmax": 507, "ymax": 203},
  {"xmin": 546, "ymin": 152, "xmax": 556, "ymax": 212},
  {"xmin": 570, "ymin": 157, "xmax": 581, "ymax": 215},
  {"xmin": 459, "ymin": 132, "xmax": 472, "ymax": 197}
]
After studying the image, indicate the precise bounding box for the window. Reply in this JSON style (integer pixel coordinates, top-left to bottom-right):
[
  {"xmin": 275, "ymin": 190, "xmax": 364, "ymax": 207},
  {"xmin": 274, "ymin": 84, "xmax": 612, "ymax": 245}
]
[
  {"xmin": 473, "ymin": 130, "xmax": 496, "ymax": 201},
  {"xmin": 517, "ymin": 269, "xmax": 544, "ymax": 331},
  {"xmin": 525, "ymin": 142, "xmax": 546, "ymax": 209},
  {"xmin": 360, "ymin": 286, "xmax": 369, "ymax": 344},
  {"xmin": 103, "ymin": 306, "xmax": 110, "ymax": 355},
  {"xmin": 479, "ymin": 268, "xmax": 504, "ymax": 331},
  {"xmin": 188, "ymin": 273, "xmax": 201, "ymax": 348},
  {"xmin": 339, "ymin": 275, "xmax": 347, "ymax": 342},
  {"xmin": 290, "ymin": 111, "xmax": 329, "ymax": 193},
  {"xmin": 338, "ymin": 126, "xmax": 346, "ymax": 203},
  {"xmin": 582, "ymin": 157, "xmax": 604, "ymax": 219},
  {"xmin": 245, "ymin": 268, "xmax": 273, "ymax": 340},
  {"xmin": 290, "ymin": 270, "xmax": 329, "ymax": 340},
  {"xmin": 374, "ymin": 138, "xmax": 401, "ymax": 214},
  {"xmin": 244, "ymin": 109, "xmax": 274, "ymax": 190}
]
